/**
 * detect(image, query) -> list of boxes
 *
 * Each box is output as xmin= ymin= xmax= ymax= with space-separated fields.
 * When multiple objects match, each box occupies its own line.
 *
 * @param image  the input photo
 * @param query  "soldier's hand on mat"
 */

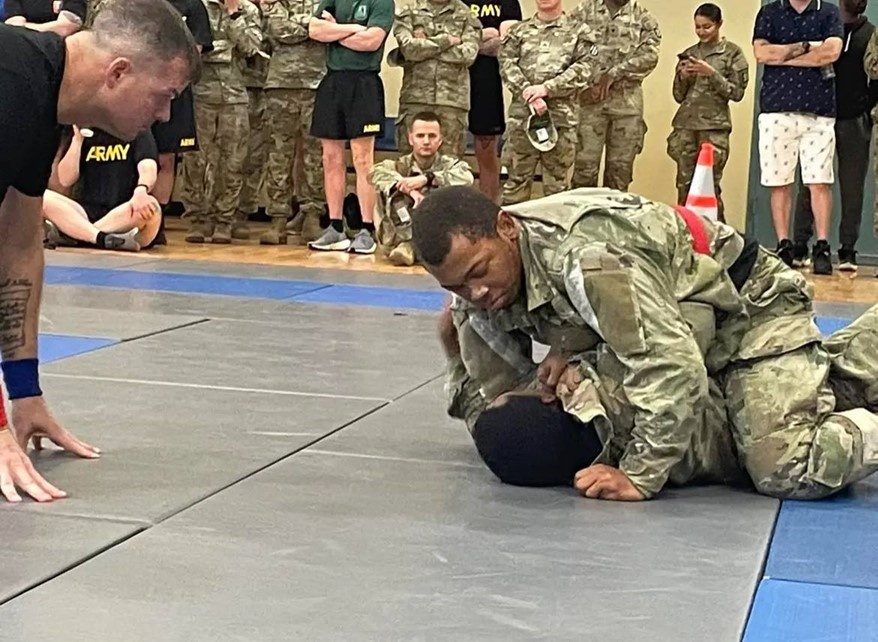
xmin=12 ymin=397 xmax=100 ymax=460
xmin=529 ymin=98 xmax=548 ymax=115
xmin=437 ymin=303 xmax=460 ymax=358
xmin=574 ymin=464 xmax=645 ymax=501
xmin=481 ymin=27 xmax=499 ymax=40
xmin=687 ymin=58 xmax=715 ymax=76
xmin=522 ymin=84 xmax=548 ymax=103
xmin=0 ymin=427 xmax=66 ymax=503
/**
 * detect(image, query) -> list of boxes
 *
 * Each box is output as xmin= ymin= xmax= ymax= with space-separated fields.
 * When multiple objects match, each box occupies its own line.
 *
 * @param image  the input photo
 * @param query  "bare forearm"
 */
xmin=755 ymin=41 xmax=808 ymax=65
xmin=57 ymin=140 xmax=82 ymax=188
xmin=479 ymin=36 xmax=500 ymax=56
xmin=137 ymin=161 xmax=158 ymax=191
xmin=783 ymin=46 xmax=841 ymax=67
xmin=309 ymin=18 xmax=361 ymax=42
xmin=0 ymin=193 xmax=44 ymax=361
xmin=340 ymin=30 xmax=383 ymax=52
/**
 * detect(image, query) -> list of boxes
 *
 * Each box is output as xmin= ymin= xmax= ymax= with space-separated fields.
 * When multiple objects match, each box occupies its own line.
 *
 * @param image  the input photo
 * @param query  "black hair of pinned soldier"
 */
xmin=411 ymin=186 xmax=500 ymax=266
xmin=92 ymin=0 xmax=202 ymax=83
xmin=695 ymin=3 xmax=722 ymax=24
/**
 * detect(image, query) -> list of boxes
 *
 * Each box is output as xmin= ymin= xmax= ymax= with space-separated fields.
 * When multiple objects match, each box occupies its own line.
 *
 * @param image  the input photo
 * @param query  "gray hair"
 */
xmin=91 ymin=0 xmax=201 ymax=83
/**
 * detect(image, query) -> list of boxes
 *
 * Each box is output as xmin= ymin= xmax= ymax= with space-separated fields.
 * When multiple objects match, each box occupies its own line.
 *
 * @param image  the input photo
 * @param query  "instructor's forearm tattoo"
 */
xmin=782 ymin=42 xmax=807 ymax=62
xmin=0 ymin=279 xmax=32 ymax=355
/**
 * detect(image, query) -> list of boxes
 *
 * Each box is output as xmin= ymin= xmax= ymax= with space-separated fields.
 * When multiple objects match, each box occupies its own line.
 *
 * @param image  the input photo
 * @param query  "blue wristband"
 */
xmin=1 ymin=359 xmax=43 ymax=400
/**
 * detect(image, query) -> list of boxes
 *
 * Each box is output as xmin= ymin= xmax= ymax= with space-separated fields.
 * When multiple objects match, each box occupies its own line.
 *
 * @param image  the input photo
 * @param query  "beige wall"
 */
xmin=380 ymin=0 xmax=763 ymax=230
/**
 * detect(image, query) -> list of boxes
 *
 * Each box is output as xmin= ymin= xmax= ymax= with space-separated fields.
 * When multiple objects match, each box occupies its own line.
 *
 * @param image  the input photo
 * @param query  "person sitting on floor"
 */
xmin=367 ymin=111 xmax=474 ymax=266
xmin=44 ymin=125 xmax=162 ymax=251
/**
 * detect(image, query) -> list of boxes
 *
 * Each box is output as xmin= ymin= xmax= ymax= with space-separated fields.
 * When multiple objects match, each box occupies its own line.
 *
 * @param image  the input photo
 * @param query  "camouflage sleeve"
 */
xmin=434 ymin=159 xmax=474 ymax=187
xmin=499 ymin=26 xmax=528 ymax=99
xmin=607 ymin=11 xmax=661 ymax=82
xmin=437 ymin=15 xmax=482 ymax=66
xmin=264 ymin=2 xmax=309 ymax=45
xmin=672 ymin=68 xmax=693 ymax=104
xmin=544 ymin=25 xmax=597 ymax=98
xmin=229 ymin=3 xmax=264 ymax=57
xmin=445 ymin=353 xmax=487 ymax=433
xmin=707 ymin=48 xmax=749 ymax=103
xmin=865 ymin=29 xmax=878 ymax=79
xmin=392 ymin=9 xmax=445 ymax=62
xmin=367 ymin=159 xmax=404 ymax=195
xmin=560 ymin=246 xmax=710 ymax=499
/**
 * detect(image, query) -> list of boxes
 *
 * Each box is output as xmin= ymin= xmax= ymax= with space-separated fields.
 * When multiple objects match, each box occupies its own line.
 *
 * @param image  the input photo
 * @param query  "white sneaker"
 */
xmin=308 ymin=226 xmax=351 ymax=252
xmin=347 ymin=229 xmax=376 ymax=255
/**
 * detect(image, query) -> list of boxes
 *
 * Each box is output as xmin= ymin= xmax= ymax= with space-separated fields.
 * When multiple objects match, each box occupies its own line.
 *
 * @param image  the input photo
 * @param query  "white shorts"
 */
xmin=758 ymin=112 xmax=836 ymax=187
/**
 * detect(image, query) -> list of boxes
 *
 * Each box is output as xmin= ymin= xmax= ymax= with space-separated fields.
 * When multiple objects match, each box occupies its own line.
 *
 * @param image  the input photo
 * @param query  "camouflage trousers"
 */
xmin=721 ymin=251 xmax=878 ymax=500
xmin=572 ymin=107 xmax=646 ymax=191
xmin=264 ymin=88 xmax=325 ymax=218
xmin=239 ymin=88 xmax=268 ymax=214
xmin=180 ymin=102 xmax=249 ymax=225
xmin=667 ymin=128 xmax=730 ymax=220
xmin=396 ymin=104 xmax=468 ymax=159
xmin=501 ymin=122 xmax=576 ymax=206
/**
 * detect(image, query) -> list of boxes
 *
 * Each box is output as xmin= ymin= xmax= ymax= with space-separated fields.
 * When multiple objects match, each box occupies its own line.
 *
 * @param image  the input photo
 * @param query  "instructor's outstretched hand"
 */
xmin=0 ymin=427 xmax=66 ymax=503
xmin=12 ymin=396 xmax=100 ymax=459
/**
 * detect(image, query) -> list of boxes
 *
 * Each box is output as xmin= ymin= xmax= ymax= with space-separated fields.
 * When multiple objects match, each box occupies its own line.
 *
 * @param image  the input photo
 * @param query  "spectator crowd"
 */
xmin=3 ymin=0 xmax=877 ymax=274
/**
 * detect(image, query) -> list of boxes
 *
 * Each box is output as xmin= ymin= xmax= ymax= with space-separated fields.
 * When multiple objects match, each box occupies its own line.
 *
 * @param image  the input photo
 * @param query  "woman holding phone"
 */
xmin=667 ymin=3 xmax=749 ymax=222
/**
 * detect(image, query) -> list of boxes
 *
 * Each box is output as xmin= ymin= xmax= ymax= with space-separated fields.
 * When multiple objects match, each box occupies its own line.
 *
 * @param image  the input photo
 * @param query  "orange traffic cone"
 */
xmin=684 ymin=143 xmax=719 ymax=221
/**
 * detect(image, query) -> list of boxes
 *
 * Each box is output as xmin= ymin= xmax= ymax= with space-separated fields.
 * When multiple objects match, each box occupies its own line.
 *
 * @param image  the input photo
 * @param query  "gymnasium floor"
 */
xmin=1 ymin=227 xmax=876 ymax=641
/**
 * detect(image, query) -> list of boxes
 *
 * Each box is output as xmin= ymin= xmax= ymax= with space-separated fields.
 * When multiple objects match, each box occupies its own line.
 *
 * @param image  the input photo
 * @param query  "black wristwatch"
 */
xmin=802 ymin=41 xmax=811 ymax=54
xmin=424 ymin=172 xmax=436 ymax=188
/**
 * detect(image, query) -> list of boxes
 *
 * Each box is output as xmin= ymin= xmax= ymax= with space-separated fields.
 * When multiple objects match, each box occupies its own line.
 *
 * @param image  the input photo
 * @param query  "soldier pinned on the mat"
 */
xmin=412 ymin=186 xmax=878 ymax=502
xmin=497 ymin=0 xmax=596 ymax=205
xmin=368 ymin=111 xmax=474 ymax=266
xmin=569 ymin=0 xmax=661 ymax=192
xmin=390 ymin=0 xmax=481 ymax=159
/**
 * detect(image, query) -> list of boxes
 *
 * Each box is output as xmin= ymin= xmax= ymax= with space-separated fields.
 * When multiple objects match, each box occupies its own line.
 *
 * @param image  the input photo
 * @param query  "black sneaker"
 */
xmin=838 ymin=246 xmax=857 ymax=272
xmin=776 ymin=239 xmax=795 ymax=267
xmin=811 ymin=240 xmax=833 ymax=275
xmin=792 ymin=241 xmax=810 ymax=268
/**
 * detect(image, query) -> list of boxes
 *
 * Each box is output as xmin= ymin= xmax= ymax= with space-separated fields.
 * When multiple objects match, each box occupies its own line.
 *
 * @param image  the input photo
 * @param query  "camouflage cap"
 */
xmin=526 ymin=109 xmax=558 ymax=153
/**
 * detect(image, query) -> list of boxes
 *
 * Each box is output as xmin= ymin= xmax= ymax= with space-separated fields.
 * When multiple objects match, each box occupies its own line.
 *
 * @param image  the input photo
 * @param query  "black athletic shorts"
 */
xmin=82 ymin=202 xmax=111 ymax=225
xmin=152 ymin=86 xmax=199 ymax=154
xmin=468 ymin=56 xmax=506 ymax=137
xmin=310 ymin=70 xmax=385 ymax=140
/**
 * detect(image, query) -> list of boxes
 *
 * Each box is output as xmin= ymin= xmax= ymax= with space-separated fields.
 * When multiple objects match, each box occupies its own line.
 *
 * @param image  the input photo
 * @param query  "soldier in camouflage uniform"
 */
xmin=181 ymin=0 xmax=263 ymax=243
xmin=569 ymin=0 xmax=661 ymax=192
xmin=497 ymin=0 xmax=596 ymax=205
xmin=260 ymin=0 xmax=326 ymax=244
xmin=390 ymin=0 xmax=481 ymax=159
xmin=668 ymin=5 xmax=748 ymax=222
xmin=368 ymin=112 xmax=474 ymax=266
xmin=236 ymin=0 xmax=271 ymax=241
xmin=412 ymin=186 xmax=878 ymax=501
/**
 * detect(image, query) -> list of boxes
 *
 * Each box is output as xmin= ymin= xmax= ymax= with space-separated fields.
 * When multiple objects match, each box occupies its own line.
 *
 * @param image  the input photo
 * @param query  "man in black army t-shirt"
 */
xmin=0 ymin=0 xmax=199 ymax=504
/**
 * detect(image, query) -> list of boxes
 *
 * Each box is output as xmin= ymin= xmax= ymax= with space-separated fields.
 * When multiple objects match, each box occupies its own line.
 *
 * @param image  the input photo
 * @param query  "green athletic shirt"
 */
xmin=316 ymin=0 xmax=394 ymax=72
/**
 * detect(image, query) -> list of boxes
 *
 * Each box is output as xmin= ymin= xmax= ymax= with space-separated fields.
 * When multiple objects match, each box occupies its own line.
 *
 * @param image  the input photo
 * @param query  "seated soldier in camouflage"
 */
xmin=368 ymin=112 xmax=474 ymax=266
xmin=412 ymin=186 xmax=878 ymax=501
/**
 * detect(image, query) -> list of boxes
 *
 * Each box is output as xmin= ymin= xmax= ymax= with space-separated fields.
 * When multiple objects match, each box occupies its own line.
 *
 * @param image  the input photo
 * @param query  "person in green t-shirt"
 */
xmin=307 ymin=0 xmax=394 ymax=255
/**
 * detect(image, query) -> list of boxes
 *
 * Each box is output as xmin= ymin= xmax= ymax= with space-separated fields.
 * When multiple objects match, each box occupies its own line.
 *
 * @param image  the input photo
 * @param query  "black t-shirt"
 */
xmin=0 ymin=24 xmax=65 ymax=203
xmin=463 ymin=0 xmax=522 ymax=76
xmin=166 ymin=0 xmax=213 ymax=52
xmin=78 ymin=129 xmax=158 ymax=209
xmin=4 ymin=0 xmax=87 ymax=23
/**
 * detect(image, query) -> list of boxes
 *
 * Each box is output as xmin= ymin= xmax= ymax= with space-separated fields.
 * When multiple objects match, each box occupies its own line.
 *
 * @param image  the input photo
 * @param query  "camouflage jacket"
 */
xmin=242 ymin=2 xmax=269 ymax=90
xmin=445 ymin=188 xmax=770 ymax=498
xmin=570 ymin=0 xmax=660 ymax=110
xmin=499 ymin=13 xmax=597 ymax=129
xmin=391 ymin=0 xmax=481 ymax=111
xmin=262 ymin=0 xmax=327 ymax=90
xmin=195 ymin=0 xmax=263 ymax=105
xmin=369 ymin=152 xmax=474 ymax=195
xmin=672 ymin=39 xmax=749 ymax=131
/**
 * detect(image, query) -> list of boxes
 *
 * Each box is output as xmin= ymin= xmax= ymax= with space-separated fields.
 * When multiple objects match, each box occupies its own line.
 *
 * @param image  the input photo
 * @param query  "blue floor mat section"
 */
xmin=39 ymin=333 xmax=118 ymax=364
xmin=290 ymin=284 xmax=446 ymax=311
xmin=815 ymin=315 xmax=853 ymax=336
xmin=44 ymin=266 xmax=327 ymax=300
xmin=744 ymin=580 xmax=878 ymax=642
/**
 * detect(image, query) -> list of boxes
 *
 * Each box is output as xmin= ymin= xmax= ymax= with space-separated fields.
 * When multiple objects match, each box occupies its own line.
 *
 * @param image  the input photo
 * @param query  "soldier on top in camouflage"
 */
xmin=390 ymin=0 xmax=481 ymax=159
xmin=236 ymin=0 xmax=271 ymax=241
xmin=411 ymin=186 xmax=878 ymax=502
xmin=181 ymin=0 xmax=263 ymax=243
xmin=569 ymin=0 xmax=660 ymax=192
xmin=260 ymin=0 xmax=327 ymax=245
xmin=668 ymin=3 xmax=748 ymax=222
xmin=498 ymin=0 xmax=596 ymax=205
xmin=368 ymin=111 xmax=474 ymax=266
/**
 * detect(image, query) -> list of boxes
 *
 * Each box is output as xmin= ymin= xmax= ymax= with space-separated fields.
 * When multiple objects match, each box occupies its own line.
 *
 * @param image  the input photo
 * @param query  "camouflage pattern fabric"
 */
xmin=239 ymin=87 xmax=269 ymax=214
xmin=262 ymin=0 xmax=327 ymax=90
xmin=500 ymin=124 xmax=577 ymax=205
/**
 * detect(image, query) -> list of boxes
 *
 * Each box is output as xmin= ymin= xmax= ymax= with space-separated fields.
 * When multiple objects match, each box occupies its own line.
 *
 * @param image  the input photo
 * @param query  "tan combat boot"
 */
xmin=301 ymin=214 xmax=323 ymax=243
xmin=387 ymin=242 xmax=415 ymax=267
xmin=185 ymin=219 xmax=212 ymax=244
xmin=232 ymin=211 xmax=251 ymax=240
xmin=260 ymin=216 xmax=288 ymax=245
xmin=211 ymin=222 xmax=232 ymax=244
